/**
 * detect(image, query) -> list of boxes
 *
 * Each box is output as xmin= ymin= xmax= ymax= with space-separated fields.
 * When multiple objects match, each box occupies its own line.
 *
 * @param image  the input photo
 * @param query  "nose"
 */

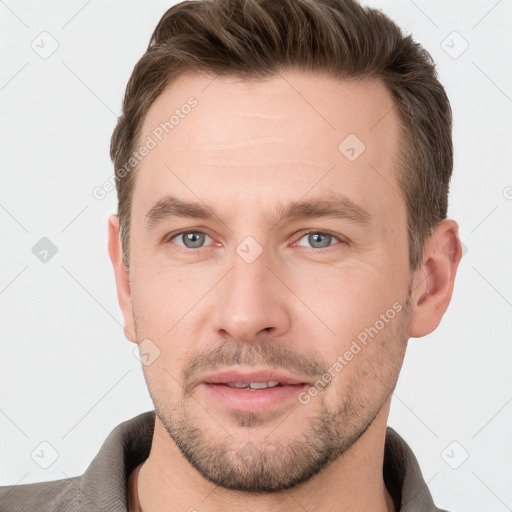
xmin=212 ymin=245 xmax=292 ymax=342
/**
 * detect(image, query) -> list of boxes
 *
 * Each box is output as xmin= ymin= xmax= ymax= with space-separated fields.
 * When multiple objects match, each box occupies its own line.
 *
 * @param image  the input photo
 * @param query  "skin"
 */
xmin=108 ymin=70 xmax=462 ymax=512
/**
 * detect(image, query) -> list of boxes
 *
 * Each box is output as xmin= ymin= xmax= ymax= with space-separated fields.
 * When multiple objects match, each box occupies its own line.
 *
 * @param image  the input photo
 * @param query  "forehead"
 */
xmin=140 ymin=70 xmax=399 ymax=153
xmin=132 ymin=70 xmax=404 ymax=226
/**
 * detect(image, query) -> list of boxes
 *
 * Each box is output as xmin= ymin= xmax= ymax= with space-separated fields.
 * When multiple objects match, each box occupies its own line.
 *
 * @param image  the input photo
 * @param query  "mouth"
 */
xmin=199 ymin=368 xmax=310 ymax=413
xmin=223 ymin=381 xmax=288 ymax=389
xmin=202 ymin=368 xmax=308 ymax=386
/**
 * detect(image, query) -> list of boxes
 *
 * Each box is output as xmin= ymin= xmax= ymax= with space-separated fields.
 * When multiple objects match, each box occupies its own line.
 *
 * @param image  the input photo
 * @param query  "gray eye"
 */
xmin=173 ymin=232 xmax=210 ymax=249
xmin=296 ymin=232 xmax=336 ymax=249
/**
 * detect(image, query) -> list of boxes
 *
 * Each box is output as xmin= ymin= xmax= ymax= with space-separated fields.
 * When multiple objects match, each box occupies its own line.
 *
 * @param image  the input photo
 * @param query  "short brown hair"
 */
xmin=110 ymin=0 xmax=453 ymax=271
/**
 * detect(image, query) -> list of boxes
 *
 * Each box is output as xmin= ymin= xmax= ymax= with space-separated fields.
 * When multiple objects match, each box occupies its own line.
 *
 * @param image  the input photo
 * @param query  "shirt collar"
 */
xmin=79 ymin=411 xmax=444 ymax=512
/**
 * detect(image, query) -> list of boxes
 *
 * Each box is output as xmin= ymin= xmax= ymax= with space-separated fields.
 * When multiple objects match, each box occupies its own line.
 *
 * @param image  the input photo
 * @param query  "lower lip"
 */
xmin=202 ymin=383 xmax=307 ymax=412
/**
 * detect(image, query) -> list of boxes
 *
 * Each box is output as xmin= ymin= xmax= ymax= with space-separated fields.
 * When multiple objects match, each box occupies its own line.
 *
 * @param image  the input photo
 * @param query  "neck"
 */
xmin=138 ymin=404 xmax=395 ymax=512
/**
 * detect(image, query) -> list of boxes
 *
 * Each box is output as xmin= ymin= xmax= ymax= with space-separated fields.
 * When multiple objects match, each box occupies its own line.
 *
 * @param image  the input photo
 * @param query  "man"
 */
xmin=0 ymin=0 xmax=462 ymax=510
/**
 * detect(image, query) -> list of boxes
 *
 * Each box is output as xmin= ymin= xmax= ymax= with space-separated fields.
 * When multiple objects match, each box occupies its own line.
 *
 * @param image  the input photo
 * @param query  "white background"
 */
xmin=1 ymin=1 xmax=511 ymax=511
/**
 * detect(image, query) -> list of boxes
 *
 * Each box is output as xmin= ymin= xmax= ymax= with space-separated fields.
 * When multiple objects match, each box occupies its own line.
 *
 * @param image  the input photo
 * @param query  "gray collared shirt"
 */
xmin=0 ymin=411 xmax=450 ymax=511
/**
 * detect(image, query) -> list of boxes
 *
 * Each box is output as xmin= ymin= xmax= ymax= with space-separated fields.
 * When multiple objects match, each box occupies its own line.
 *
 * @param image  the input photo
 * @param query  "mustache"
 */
xmin=182 ymin=338 xmax=328 ymax=393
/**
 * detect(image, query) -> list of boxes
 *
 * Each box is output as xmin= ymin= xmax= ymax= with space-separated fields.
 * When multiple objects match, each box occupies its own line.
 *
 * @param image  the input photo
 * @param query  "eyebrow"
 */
xmin=144 ymin=193 xmax=372 ymax=230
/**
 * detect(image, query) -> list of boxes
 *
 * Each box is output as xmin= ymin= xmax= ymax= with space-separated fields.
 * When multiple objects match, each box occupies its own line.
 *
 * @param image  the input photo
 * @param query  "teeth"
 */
xmin=226 ymin=381 xmax=281 ymax=389
xmin=249 ymin=382 xmax=269 ymax=389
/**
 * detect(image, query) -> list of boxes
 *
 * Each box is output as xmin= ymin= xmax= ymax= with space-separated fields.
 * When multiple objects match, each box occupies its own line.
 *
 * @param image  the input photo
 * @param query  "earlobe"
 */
xmin=107 ymin=214 xmax=137 ymax=343
xmin=408 ymin=219 xmax=462 ymax=338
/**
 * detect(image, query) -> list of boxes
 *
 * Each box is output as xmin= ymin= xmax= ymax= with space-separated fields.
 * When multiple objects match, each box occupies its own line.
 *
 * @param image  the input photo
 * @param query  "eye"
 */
xmin=170 ymin=231 xmax=213 ymax=249
xmin=166 ymin=230 xmax=344 ymax=252
xmin=294 ymin=231 xmax=343 ymax=249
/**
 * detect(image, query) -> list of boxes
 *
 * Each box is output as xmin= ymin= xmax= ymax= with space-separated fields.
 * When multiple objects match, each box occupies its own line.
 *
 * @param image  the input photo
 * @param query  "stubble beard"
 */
xmin=138 ymin=288 xmax=412 ymax=493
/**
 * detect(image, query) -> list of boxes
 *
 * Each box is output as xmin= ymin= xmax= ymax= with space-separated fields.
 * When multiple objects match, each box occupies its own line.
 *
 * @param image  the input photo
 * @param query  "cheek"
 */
xmin=321 ymin=306 xmax=408 ymax=412
xmin=140 ymin=342 xmax=189 ymax=403
xmin=291 ymin=263 xmax=408 ymax=390
xmin=294 ymin=263 xmax=402 ymax=335
xmin=131 ymin=265 xmax=202 ymax=332
xmin=131 ymin=278 xmax=201 ymax=384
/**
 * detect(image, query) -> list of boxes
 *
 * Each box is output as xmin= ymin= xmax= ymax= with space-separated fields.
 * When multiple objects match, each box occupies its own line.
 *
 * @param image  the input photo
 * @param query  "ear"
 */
xmin=408 ymin=219 xmax=462 ymax=338
xmin=107 ymin=214 xmax=137 ymax=343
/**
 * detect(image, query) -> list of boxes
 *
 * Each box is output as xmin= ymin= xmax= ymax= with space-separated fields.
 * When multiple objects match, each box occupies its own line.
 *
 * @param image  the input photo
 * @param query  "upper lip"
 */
xmin=201 ymin=368 xmax=309 ymax=386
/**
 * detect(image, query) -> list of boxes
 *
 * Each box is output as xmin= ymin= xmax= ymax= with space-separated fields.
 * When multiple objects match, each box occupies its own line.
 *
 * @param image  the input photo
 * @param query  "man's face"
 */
xmin=124 ymin=71 xmax=414 ymax=492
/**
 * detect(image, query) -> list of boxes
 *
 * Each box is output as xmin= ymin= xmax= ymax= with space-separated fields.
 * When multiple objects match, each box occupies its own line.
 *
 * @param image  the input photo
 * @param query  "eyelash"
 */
xmin=166 ymin=229 xmax=346 ymax=252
